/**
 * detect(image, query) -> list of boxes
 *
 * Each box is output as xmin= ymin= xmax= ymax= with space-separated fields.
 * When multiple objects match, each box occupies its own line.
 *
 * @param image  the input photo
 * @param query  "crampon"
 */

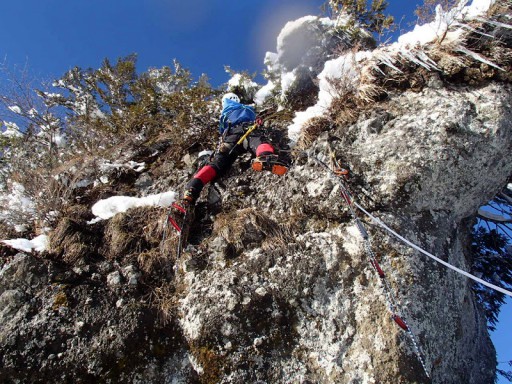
xmin=251 ymin=155 xmax=288 ymax=176
xmin=167 ymin=202 xmax=194 ymax=260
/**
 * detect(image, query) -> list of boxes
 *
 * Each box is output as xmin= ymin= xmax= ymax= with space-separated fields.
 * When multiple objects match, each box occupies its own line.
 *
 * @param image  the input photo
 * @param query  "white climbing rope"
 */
xmin=313 ymin=152 xmax=431 ymax=377
xmin=355 ymin=202 xmax=512 ymax=298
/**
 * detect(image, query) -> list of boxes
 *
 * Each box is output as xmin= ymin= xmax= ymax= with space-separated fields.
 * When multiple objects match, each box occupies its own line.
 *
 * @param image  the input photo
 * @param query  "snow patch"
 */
xmin=0 ymin=183 xmax=37 ymax=224
xmin=8 ymin=105 xmax=22 ymax=114
xmin=1 ymin=234 xmax=48 ymax=253
xmin=100 ymin=161 xmax=146 ymax=173
xmin=285 ymin=0 xmax=495 ymax=143
xmin=254 ymin=80 xmax=276 ymax=105
xmin=90 ymin=191 xmax=176 ymax=220
xmin=42 ymin=92 xmax=63 ymax=99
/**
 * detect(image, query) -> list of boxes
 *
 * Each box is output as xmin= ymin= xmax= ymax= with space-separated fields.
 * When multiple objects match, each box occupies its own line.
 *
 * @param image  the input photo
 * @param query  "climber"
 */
xmin=182 ymin=93 xmax=287 ymax=205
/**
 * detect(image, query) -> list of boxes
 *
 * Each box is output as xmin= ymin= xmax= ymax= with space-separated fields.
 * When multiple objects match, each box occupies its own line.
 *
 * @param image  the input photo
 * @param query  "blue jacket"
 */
xmin=219 ymin=99 xmax=256 ymax=134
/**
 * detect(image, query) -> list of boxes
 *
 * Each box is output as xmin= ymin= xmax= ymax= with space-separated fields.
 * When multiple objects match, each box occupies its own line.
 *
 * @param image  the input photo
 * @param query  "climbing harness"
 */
xmin=228 ymin=118 xmax=263 ymax=155
xmin=311 ymin=149 xmax=431 ymax=379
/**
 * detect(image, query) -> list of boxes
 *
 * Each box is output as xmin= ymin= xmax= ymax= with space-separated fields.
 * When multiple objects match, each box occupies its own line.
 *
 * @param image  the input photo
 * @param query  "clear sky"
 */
xmin=0 ymin=0 xmax=419 ymax=87
xmin=495 ymin=297 xmax=512 ymax=384
xmin=0 ymin=0 xmax=510 ymax=378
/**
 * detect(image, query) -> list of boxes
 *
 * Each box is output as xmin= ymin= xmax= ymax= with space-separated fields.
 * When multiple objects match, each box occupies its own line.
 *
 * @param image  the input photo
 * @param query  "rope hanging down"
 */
xmin=311 ymin=151 xmax=430 ymax=379
xmin=355 ymin=203 xmax=512 ymax=298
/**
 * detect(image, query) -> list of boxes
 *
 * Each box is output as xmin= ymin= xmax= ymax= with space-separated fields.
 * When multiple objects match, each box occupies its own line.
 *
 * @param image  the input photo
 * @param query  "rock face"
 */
xmin=1 ymin=79 xmax=509 ymax=383
xmin=2 ymin=8 xmax=512 ymax=384
xmin=0 ymin=253 xmax=196 ymax=383
xmin=174 ymin=82 xmax=510 ymax=384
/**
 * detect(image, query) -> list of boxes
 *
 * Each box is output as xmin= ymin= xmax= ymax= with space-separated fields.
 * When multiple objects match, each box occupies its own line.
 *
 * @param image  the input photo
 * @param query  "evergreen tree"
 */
xmin=497 ymin=362 xmax=512 ymax=382
xmin=471 ymin=183 xmax=512 ymax=330
xmin=415 ymin=0 xmax=460 ymax=23
xmin=329 ymin=0 xmax=394 ymax=35
xmin=0 ymin=56 xmax=217 ymax=229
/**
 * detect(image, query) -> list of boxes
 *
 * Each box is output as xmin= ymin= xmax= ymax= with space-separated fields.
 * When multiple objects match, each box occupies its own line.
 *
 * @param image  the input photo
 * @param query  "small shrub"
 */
xmin=329 ymin=0 xmax=394 ymax=35
xmin=415 ymin=0 xmax=460 ymax=24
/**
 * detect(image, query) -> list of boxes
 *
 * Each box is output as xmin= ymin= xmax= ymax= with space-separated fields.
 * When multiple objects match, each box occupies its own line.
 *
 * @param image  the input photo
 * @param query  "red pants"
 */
xmin=185 ymin=124 xmax=274 ymax=200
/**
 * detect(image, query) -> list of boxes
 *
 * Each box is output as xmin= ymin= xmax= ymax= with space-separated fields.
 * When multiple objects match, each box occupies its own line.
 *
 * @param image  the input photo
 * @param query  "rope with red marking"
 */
xmin=313 ymin=152 xmax=430 ymax=378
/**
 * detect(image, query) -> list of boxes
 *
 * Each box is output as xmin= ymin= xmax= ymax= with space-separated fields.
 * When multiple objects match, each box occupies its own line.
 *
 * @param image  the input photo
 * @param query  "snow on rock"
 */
xmin=254 ymin=80 xmax=276 ymax=106
xmin=91 ymin=191 xmax=176 ymax=220
xmin=100 ymin=160 xmax=146 ymax=173
xmin=1 ymin=234 xmax=48 ymax=253
xmin=288 ymin=51 xmax=373 ymax=143
xmin=280 ymin=70 xmax=297 ymax=95
xmin=465 ymin=0 xmax=496 ymax=18
xmin=284 ymin=0 xmax=496 ymax=143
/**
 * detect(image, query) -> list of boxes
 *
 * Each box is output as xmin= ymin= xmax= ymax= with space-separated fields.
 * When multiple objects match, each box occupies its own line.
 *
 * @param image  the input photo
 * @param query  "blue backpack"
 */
xmin=219 ymin=98 xmax=256 ymax=134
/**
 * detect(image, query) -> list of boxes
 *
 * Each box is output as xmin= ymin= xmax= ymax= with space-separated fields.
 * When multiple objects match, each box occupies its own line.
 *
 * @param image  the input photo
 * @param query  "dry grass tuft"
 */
xmin=48 ymin=214 xmax=103 ymax=264
xmin=296 ymin=117 xmax=332 ymax=150
xmin=213 ymin=208 xmax=291 ymax=254
xmin=138 ymin=248 xmax=169 ymax=275
xmin=330 ymin=93 xmax=361 ymax=125
xmin=151 ymin=282 xmax=178 ymax=325
xmin=357 ymin=82 xmax=385 ymax=105
xmin=103 ymin=206 xmax=161 ymax=260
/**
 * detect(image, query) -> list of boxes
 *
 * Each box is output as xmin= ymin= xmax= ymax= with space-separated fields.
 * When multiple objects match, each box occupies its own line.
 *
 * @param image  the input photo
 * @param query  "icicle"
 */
xmin=475 ymin=17 xmax=512 ymax=30
xmin=398 ymin=49 xmax=438 ymax=71
xmin=456 ymin=46 xmax=505 ymax=71
xmin=375 ymin=52 xmax=403 ymax=73
xmin=416 ymin=50 xmax=439 ymax=70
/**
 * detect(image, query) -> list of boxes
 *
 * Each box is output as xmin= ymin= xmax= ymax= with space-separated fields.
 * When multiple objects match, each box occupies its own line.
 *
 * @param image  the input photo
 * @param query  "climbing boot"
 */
xmin=252 ymin=155 xmax=288 ymax=176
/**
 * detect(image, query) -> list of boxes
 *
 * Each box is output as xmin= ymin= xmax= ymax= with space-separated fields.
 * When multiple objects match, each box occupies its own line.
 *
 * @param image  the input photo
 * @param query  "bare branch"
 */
xmin=478 ymin=208 xmax=512 ymax=223
xmin=498 ymin=192 xmax=512 ymax=205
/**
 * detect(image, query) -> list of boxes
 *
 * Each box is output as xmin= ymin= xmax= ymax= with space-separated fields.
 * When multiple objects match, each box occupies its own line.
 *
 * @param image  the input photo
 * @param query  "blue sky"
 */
xmin=495 ymin=297 xmax=512 ymax=383
xmin=0 ymin=0 xmax=510 ymax=379
xmin=1 ymin=0 xmax=419 ymax=87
